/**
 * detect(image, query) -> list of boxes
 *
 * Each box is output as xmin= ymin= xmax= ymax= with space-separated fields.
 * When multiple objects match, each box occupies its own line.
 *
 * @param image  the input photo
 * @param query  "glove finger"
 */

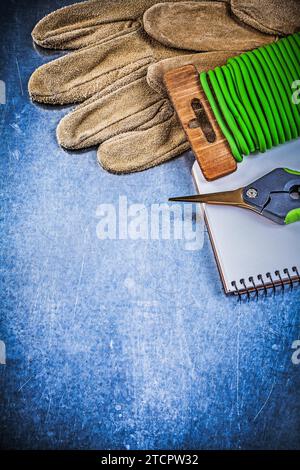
xmin=32 ymin=0 xmax=164 ymax=49
xmin=147 ymin=50 xmax=242 ymax=96
xmin=29 ymin=30 xmax=155 ymax=105
xmin=143 ymin=1 xmax=275 ymax=51
xmin=231 ymin=0 xmax=300 ymax=36
xmin=56 ymin=76 xmax=167 ymax=149
xmin=97 ymin=110 xmax=189 ymax=173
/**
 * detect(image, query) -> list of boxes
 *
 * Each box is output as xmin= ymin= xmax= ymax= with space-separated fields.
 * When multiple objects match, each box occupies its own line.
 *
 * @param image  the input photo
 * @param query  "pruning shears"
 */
xmin=169 ymin=168 xmax=300 ymax=225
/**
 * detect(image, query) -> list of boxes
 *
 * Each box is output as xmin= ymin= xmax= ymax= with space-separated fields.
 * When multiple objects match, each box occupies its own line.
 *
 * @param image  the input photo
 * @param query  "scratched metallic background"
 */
xmin=0 ymin=0 xmax=299 ymax=450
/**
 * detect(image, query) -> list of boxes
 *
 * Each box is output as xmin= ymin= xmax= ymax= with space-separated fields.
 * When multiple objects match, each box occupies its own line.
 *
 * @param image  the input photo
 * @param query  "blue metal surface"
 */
xmin=0 ymin=0 xmax=299 ymax=450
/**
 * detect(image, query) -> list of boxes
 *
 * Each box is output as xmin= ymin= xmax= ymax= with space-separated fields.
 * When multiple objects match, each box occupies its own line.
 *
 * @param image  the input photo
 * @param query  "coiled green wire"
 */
xmin=199 ymin=33 xmax=300 ymax=162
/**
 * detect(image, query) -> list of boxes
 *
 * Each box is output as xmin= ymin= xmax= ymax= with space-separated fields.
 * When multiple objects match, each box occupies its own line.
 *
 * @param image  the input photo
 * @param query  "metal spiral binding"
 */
xmin=231 ymin=266 xmax=300 ymax=298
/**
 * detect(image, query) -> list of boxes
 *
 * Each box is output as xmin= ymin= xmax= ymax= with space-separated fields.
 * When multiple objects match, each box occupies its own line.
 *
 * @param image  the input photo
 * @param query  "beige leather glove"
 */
xmin=143 ymin=1 xmax=275 ymax=51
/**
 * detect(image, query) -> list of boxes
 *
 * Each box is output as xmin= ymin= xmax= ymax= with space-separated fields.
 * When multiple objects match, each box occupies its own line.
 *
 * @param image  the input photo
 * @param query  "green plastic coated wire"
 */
xmin=199 ymin=33 xmax=300 ymax=162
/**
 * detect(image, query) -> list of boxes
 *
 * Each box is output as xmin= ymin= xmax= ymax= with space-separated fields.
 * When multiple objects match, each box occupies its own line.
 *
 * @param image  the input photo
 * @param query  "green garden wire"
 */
xmin=199 ymin=33 xmax=300 ymax=162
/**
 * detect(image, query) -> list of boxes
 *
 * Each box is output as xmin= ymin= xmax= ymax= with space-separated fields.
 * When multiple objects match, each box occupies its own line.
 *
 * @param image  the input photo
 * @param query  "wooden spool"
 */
xmin=164 ymin=64 xmax=237 ymax=181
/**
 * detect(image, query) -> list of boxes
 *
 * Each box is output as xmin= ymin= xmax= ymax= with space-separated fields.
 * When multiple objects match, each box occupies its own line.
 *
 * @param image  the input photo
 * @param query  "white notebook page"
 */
xmin=192 ymin=139 xmax=300 ymax=294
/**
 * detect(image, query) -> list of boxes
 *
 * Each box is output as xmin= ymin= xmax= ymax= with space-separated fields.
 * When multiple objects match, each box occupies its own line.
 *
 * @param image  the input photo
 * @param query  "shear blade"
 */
xmin=169 ymin=188 xmax=248 ymax=208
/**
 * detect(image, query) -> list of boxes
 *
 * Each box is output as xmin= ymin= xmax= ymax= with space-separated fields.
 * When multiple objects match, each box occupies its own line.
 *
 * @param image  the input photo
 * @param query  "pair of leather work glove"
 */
xmin=28 ymin=0 xmax=300 ymax=174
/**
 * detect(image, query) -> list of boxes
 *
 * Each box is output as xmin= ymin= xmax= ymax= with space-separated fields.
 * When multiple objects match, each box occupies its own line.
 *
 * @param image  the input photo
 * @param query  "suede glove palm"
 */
xmin=29 ymin=0 xmax=196 ymax=173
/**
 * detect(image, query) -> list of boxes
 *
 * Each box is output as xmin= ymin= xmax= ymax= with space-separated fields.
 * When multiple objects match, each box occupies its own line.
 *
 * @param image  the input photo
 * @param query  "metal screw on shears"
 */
xmin=246 ymin=188 xmax=258 ymax=199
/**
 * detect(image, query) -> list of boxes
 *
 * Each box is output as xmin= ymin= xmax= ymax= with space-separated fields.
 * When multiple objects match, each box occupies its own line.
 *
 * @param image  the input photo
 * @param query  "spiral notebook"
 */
xmin=192 ymin=139 xmax=300 ymax=295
